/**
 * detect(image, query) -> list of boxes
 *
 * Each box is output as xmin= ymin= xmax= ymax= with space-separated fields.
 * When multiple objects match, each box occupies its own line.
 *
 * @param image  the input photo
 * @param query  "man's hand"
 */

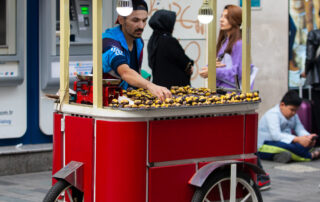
xmin=308 ymin=134 xmax=318 ymax=147
xmin=293 ymin=136 xmax=312 ymax=147
xmin=146 ymin=82 xmax=171 ymax=101
xmin=118 ymin=64 xmax=171 ymax=101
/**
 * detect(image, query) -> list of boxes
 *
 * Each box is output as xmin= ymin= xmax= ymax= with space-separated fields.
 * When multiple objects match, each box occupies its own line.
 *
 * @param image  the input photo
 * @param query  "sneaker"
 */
xmin=257 ymin=173 xmax=271 ymax=191
xmin=273 ymin=151 xmax=291 ymax=163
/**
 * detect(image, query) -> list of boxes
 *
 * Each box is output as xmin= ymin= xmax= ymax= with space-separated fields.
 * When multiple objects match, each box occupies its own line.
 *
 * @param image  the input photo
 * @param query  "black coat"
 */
xmin=305 ymin=30 xmax=320 ymax=85
xmin=148 ymin=10 xmax=193 ymax=89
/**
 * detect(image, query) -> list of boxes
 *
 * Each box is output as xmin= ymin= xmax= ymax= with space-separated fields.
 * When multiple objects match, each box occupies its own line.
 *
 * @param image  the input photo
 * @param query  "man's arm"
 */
xmin=294 ymin=114 xmax=310 ymax=136
xmin=265 ymin=112 xmax=296 ymax=143
xmin=292 ymin=114 xmax=315 ymax=147
xmin=265 ymin=113 xmax=312 ymax=147
xmin=292 ymin=135 xmax=314 ymax=147
xmin=102 ymin=43 xmax=171 ymax=101
xmin=117 ymin=64 xmax=171 ymax=101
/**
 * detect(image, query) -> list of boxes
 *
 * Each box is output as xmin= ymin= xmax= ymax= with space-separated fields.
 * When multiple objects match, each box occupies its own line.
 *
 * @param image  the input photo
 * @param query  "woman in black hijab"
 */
xmin=148 ymin=9 xmax=194 ymax=89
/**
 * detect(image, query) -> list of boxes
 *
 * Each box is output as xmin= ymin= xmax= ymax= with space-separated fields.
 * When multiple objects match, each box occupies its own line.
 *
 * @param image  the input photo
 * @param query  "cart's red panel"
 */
xmin=52 ymin=113 xmax=63 ymax=184
xmin=65 ymin=116 xmax=94 ymax=202
xmin=244 ymin=113 xmax=258 ymax=154
xmin=149 ymin=115 xmax=245 ymax=162
xmin=96 ymin=121 xmax=147 ymax=202
xmin=149 ymin=164 xmax=195 ymax=202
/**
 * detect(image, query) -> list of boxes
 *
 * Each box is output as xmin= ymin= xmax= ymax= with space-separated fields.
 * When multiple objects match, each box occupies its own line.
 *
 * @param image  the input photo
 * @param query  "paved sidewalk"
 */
xmin=0 ymin=171 xmax=51 ymax=202
xmin=0 ymin=160 xmax=319 ymax=202
xmin=261 ymin=160 xmax=320 ymax=202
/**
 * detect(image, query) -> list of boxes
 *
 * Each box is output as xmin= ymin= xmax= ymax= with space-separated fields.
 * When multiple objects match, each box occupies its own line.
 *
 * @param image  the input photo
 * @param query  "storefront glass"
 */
xmin=0 ymin=0 xmax=6 ymax=46
xmin=289 ymin=0 xmax=320 ymax=87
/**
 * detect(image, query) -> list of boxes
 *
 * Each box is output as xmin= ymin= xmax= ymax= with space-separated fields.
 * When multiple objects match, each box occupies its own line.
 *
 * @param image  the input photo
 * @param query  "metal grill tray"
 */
xmin=110 ymin=100 xmax=261 ymax=111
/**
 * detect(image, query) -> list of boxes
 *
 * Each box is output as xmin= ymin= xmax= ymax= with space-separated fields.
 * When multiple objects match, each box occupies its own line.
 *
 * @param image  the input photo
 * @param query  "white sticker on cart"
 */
xmin=51 ymin=61 xmax=93 ymax=78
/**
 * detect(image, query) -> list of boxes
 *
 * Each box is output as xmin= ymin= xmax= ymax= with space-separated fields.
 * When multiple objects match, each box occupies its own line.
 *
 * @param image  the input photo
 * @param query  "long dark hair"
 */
xmin=216 ymin=5 xmax=242 ymax=56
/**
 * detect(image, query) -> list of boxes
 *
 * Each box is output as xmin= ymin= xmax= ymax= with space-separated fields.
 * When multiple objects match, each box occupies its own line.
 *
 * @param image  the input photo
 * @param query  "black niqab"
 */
xmin=148 ymin=10 xmax=176 ymax=69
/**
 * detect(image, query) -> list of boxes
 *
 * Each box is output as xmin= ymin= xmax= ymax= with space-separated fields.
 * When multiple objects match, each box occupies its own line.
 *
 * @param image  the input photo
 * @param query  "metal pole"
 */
xmin=93 ymin=0 xmax=103 ymax=108
xmin=230 ymin=164 xmax=237 ymax=202
xmin=207 ymin=0 xmax=217 ymax=91
xmin=59 ymin=0 xmax=70 ymax=104
xmin=241 ymin=0 xmax=251 ymax=93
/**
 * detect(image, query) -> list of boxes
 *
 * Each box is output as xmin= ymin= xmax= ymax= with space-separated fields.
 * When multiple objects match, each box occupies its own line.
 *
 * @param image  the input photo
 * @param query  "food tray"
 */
xmin=109 ymin=100 xmax=261 ymax=111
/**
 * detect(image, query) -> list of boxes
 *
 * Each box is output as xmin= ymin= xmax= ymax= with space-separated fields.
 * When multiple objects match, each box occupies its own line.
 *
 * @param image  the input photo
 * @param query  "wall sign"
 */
xmin=240 ymin=0 xmax=261 ymax=9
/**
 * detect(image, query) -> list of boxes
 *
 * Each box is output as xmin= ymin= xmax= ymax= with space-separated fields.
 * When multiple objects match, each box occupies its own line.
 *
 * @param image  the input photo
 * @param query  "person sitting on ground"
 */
xmin=258 ymin=90 xmax=320 ymax=163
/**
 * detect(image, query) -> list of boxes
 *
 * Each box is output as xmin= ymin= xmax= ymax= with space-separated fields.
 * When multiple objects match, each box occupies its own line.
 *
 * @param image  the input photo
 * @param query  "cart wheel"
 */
xmin=43 ymin=179 xmax=83 ymax=202
xmin=191 ymin=171 xmax=262 ymax=202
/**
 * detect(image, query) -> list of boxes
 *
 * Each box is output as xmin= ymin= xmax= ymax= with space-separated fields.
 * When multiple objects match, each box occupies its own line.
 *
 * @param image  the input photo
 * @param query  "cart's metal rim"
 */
xmin=55 ymin=101 xmax=260 ymax=120
xmin=112 ymin=100 xmax=261 ymax=111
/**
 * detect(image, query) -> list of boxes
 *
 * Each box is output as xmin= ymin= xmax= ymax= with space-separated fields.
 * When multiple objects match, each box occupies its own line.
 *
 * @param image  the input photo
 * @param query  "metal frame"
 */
xmin=53 ymin=161 xmax=85 ymax=192
xmin=39 ymin=0 xmax=94 ymax=90
xmin=207 ymin=0 xmax=217 ymax=91
xmin=188 ymin=160 xmax=265 ymax=188
xmin=59 ymin=0 xmax=253 ymax=107
xmin=207 ymin=0 xmax=251 ymax=93
xmin=59 ymin=0 xmax=103 ymax=107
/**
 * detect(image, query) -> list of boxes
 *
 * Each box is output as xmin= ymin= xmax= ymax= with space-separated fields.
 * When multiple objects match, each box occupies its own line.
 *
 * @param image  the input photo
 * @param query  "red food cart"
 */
xmin=44 ymin=0 xmax=264 ymax=201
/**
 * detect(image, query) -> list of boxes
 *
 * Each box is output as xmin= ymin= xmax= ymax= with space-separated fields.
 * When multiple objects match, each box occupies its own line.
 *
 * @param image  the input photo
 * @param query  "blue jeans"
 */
xmin=258 ymin=140 xmax=312 ymax=160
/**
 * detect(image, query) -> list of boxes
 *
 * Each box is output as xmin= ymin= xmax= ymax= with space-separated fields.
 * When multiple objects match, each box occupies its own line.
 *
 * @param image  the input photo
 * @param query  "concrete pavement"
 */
xmin=0 ymin=171 xmax=51 ymax=202
xmin=261 ymin=160 xmax=320 ymax=202
xmin=0 ymin=160 xmax=319 ymax=202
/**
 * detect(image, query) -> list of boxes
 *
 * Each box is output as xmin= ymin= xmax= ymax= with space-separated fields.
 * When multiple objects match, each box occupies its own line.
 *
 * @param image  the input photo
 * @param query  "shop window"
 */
xmin=0 ymin=0 xmax=6 ymax=46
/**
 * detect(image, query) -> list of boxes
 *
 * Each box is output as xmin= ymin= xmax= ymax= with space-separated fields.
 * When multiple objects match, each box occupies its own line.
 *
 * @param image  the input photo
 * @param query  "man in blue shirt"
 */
xmin=258 ymin=90 xmax=319 ymax=163
xmin=102 ymin=0 xmax=171 ymax=101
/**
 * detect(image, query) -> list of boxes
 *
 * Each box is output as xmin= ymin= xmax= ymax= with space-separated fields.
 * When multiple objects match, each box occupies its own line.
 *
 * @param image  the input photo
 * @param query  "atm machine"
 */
xmin=39 ymin=0 xmax=115 ymax=135
xmin=0 ymin=0 xmax=27 ymax=140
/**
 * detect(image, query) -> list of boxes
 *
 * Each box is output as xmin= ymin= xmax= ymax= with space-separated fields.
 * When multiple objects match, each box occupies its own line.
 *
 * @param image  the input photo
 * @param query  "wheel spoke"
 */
xmin=218 ymin=182 xmax=225 ymax=202
xmin=199 ymin=172 xmax=259 ymax=202
xmin=230 ymin=164 xmax=237 ymax=202
xmin=66 ymin=189 xmax=74 ymax=202
xmin=240 ymin=192 xmax=251 ymax=202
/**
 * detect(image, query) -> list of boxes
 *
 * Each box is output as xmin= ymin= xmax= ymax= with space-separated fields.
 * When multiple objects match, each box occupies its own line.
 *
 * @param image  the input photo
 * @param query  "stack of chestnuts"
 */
xmin=109 ymin=85 xmax=261 ymax=109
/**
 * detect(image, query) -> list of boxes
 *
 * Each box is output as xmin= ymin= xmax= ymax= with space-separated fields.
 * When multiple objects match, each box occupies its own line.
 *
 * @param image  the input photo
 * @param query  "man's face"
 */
xmin=279 ymin=102 xmax=299 ymax=120
xmin=120 ymin=10 xmax=148 ymax=39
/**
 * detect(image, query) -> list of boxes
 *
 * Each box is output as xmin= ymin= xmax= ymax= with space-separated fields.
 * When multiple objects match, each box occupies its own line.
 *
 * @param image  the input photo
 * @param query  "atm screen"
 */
xmin=81 ymin=5 xmax=89 ymax=15
xmin=0 ymin=0 xmax=6 ymax=46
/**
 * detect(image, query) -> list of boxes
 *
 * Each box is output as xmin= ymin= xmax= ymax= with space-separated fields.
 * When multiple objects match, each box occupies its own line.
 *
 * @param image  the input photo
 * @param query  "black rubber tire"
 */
xmin=43 ymin=180 xmax=83 ymax=202
xmin=191 ymin=170 xmax=263 ymax=202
